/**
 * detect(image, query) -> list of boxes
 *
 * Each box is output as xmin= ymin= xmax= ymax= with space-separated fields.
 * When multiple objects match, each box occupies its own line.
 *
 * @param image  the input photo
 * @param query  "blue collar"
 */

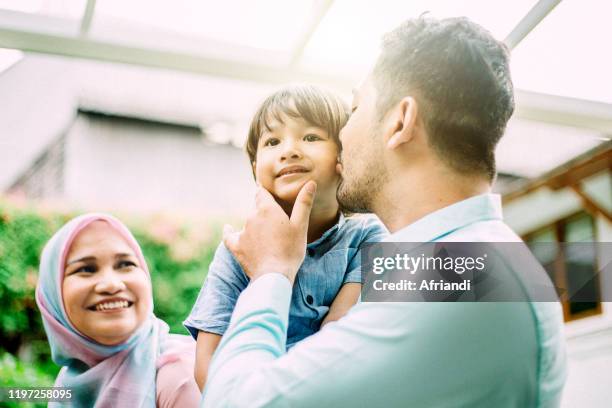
xmin=388 ymin=194 xmax=503 ymax=242
xmin=307 ymin=212 xmax=345 ymax=249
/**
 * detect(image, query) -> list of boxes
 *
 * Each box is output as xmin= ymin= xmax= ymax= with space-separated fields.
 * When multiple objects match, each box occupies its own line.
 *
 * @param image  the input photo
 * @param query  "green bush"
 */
xmin=0 ymin=201 xmax=224 ymax=377
xmin=0 ymin=350 xmax=59 ymax=407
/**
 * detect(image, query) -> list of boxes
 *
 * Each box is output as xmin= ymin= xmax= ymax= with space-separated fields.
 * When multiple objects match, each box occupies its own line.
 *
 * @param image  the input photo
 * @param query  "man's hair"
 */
xmin=372 ymin=16 xmax=515 ymax=181
xmin=246 ymin=85 xmax=349 ymax=166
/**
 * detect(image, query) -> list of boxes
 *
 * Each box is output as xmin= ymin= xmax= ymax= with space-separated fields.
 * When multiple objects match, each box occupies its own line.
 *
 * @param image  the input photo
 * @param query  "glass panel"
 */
xmin=511 ymin=0 xmax=612 ymax=103
xmin=0 ymin=48 xmax=22 ymax=74
xmin=94 ymin=0 xmax=315 ymax=51
xmin=496 ymin=119 xmax=605 ymax=178
xmin=0 ymin=0 xmax=85 ymax=19
xmin=563 ymin=214 xmax=599 ymax=315
xmin=527 ymin=228 xmax=559 ymax=295
xmin=300 ymin=0 xmax=537 ymax=78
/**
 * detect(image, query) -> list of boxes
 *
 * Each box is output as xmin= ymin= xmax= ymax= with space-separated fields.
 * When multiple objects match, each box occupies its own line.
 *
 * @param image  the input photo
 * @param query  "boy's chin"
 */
xmin=273 ymin=189 xmax=300 ymax=206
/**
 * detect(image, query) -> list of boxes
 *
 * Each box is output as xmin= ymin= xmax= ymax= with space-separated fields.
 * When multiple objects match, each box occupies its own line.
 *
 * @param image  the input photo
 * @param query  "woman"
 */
xmin=36 ymin=213 xmax=200 ymax=407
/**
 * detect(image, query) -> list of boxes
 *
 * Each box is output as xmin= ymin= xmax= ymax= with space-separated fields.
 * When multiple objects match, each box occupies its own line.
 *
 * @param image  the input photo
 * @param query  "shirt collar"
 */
xmin=388 ymin=193 xmax=503 ymax=242
xmin=307 ymin=212 xmax=345 ymax=249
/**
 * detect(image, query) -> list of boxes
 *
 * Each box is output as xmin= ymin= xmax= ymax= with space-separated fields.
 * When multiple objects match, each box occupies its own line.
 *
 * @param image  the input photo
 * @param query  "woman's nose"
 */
xmin=94 ymin=270 xmax=126 ymax=294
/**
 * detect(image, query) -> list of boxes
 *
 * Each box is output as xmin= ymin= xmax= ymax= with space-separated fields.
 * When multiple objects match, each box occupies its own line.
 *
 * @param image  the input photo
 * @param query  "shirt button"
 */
xmin=306 ymin=295 xmax=314 ymax=305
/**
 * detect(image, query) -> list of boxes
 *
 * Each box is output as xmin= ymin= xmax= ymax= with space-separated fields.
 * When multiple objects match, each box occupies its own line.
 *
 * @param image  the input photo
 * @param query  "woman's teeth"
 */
xmin=95 ymin=301 xmax=130 ymax=311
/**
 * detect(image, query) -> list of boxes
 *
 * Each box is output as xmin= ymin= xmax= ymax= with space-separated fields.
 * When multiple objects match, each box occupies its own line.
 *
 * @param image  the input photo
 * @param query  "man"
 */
xmin=204 ymin=17 xmax=566 ymax=407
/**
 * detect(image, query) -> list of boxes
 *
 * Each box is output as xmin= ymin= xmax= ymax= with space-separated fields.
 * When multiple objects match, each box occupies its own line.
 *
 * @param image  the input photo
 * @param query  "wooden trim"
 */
xmin=503 ymin=143 xmax=611 ymax=204
xmin=522 ymin=211 xmax=603 ymax=323
xmin=569 ymin=184 xmax=612 ymax=223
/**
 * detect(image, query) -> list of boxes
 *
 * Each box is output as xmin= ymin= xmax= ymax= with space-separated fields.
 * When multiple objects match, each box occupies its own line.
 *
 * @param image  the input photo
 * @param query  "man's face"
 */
xmin=337 ymin=76 xmax=388 ymax=213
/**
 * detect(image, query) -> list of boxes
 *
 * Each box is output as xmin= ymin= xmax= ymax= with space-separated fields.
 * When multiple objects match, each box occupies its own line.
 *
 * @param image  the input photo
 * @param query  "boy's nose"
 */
xmin=280 ymin=142 xmax=303 ymax=161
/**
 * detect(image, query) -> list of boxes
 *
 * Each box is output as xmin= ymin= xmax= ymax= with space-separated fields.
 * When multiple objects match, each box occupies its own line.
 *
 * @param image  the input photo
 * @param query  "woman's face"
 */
xmin=62 ymin=221 xmax=151 ymax=345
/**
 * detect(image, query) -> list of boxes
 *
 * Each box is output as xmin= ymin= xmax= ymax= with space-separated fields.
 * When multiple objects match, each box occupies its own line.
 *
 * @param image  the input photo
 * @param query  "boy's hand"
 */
xmin=223 ymin=181 xmax=317 ymax=285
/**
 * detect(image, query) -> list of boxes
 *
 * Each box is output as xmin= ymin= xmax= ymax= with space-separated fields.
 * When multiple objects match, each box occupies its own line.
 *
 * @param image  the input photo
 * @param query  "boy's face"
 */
xmin=254 ymin=113 xmax=340 ymax=208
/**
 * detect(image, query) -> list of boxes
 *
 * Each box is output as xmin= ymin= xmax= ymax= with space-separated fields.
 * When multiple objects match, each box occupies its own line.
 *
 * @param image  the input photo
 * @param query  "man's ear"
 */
xmin=386 ymin=96 xmax=418 ymax=150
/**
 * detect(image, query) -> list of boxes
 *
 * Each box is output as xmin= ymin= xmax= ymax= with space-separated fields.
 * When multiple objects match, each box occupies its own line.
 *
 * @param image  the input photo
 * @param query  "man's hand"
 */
xmin=223 ymin=181 xmax=316 ymax=284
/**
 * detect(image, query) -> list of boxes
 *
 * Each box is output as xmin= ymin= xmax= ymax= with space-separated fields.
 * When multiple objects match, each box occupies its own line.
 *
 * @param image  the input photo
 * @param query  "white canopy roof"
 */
xmin=0 ymin=0 xmax=610 ymax=179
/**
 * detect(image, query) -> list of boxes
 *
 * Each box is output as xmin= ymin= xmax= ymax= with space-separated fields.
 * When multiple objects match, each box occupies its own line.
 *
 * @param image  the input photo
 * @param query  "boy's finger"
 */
xmin=290 ymin=181 xmax=316 ymax=231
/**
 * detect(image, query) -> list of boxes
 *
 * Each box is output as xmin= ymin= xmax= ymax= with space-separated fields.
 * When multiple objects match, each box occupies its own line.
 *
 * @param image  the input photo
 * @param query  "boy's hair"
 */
xmin=373 ymin=16 xmax=515 ymax=181
xmin=245 ymin=85 xmax=349 ymax=166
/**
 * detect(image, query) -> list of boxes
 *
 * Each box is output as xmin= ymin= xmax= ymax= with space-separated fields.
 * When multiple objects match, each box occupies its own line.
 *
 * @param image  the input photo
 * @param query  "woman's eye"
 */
xmin=74 ymin=265 xmax=96 ymax=274
xmin=304 ymin=134 xmax=322 ymax=142
xmin=117 ymin=260 xmax=137 ymax=270
xmin=263 ymin=138 xmax=280 ymax=147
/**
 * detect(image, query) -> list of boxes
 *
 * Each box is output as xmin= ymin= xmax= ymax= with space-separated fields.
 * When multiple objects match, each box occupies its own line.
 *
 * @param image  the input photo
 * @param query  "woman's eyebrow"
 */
xmin=115 ymin=253 xmax=135 ymax=259
xmin=66 ymin=256 xmax=96 ymax=265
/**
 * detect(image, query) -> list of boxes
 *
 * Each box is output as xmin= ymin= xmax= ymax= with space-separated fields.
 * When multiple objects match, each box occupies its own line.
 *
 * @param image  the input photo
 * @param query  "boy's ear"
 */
xmin=386 ymin=96 xmax=418 ymax=150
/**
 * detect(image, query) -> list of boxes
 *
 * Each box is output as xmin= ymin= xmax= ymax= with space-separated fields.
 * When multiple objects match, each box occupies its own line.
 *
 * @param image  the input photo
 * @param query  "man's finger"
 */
xmin=255 ymin=186 xmax=276 ymax=209
xmin=290 ymin=181 xmax=316 ymax=229
xmin=222 ymin=224 xmax=239 ymax=253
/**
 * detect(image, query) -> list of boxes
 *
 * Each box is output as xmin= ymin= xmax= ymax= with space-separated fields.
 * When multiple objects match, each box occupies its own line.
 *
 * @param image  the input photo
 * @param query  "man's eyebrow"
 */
xmin=66 ymin=256 xmax=96 ymax=266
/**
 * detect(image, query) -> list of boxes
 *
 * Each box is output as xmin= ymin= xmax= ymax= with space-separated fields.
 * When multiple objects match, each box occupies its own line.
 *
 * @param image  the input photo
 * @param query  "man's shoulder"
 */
xmin=444 ymin=219 xmax=522 ymax=243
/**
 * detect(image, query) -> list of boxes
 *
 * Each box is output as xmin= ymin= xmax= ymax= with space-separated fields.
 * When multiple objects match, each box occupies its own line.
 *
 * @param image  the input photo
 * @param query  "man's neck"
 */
xmin=374 ymin=166 xmax=491 ymax=234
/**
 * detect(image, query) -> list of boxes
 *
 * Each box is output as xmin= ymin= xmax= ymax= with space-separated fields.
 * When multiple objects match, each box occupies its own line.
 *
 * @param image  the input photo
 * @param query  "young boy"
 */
xmin=183 ymin=85 xmax=387 ymax=390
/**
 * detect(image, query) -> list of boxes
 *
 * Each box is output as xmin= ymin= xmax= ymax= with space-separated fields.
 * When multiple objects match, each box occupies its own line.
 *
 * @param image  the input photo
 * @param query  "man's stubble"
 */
xmin=336 ymin=126 xmax=389 ymax=214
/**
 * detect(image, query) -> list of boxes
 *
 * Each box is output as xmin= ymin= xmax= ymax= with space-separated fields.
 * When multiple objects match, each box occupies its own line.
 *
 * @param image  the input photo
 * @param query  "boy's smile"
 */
xmin=254 ymin=113 xmax=340 ymax=210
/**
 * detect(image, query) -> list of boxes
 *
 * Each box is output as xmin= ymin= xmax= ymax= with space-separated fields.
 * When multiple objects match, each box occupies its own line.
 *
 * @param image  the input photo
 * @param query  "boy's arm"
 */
xmin=195 ymin=331 xmax=222 ymax=391
xmin=320 ymin=282 xmax=361 ymax=327
xmin=183 ymin=243 xmax=249 ymax=389
xmin=322 ymin=217 xmax=387 ymax=327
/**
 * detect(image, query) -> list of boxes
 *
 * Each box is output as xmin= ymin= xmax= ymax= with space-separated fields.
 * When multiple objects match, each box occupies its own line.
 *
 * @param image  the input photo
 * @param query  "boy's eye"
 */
xmin=263 ymin=137 xmax=280 ymax=147
xmin=304 ymin=134 xmax=322 ymax=142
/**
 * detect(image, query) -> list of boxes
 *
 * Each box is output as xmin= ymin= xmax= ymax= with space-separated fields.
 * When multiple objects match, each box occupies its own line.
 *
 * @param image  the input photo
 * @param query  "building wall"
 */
xmin=503 ymin=170 xmax=612 ymax=408
xmin=63 ymin=112 xmax=256 ymax=216
xmin=0 ymin=55 xmax=76 ymax=190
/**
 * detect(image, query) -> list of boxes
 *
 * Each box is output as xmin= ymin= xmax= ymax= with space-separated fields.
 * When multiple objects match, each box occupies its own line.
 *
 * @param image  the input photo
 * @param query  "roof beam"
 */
xmin=0 ymin=10 xmax=350 ymax=90
xmin=504 ymin=0 xmax=562 ymax=49
xmin=80 ymin=0 xmax=97 ymax=36
xmin=289 ymin=0 xmax=335 ymax=68
xmin=514 ymin=90 xmax=612 ymax=135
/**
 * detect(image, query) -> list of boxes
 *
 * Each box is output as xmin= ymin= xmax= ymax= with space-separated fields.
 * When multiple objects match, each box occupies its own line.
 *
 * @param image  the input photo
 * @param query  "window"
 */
xmin=525 ymin=212 xmax=602 ymax=322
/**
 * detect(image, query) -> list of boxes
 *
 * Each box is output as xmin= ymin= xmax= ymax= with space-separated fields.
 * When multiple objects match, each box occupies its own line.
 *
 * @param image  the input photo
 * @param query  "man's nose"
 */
xmin=94 ymin=269 xmax=126 ymax=294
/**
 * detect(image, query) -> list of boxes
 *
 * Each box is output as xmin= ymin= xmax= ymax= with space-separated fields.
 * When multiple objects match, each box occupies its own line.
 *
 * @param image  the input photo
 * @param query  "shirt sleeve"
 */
xmin=156 ymin=353 xmax=202 ymax=408
xmin=183 ymin=242 xmax=249 ymax=339
xmin=343 ymin=216 xmax=389 ymax=284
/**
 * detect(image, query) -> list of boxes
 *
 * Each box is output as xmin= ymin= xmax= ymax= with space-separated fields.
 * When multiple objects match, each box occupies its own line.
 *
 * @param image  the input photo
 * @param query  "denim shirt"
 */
xmin=184 ymin=214 xmax=388 ymax=348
